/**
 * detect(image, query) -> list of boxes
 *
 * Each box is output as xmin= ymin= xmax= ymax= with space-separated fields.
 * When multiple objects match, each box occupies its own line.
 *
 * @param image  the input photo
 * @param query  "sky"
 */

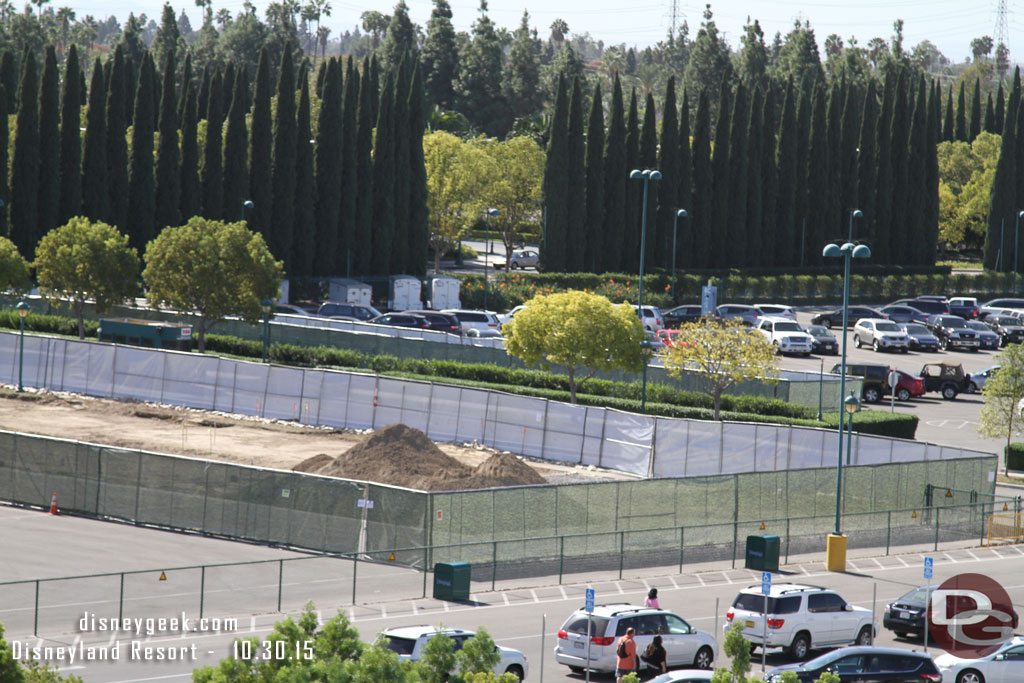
xmin=60 ymin=0 xmax=1015 ymax=66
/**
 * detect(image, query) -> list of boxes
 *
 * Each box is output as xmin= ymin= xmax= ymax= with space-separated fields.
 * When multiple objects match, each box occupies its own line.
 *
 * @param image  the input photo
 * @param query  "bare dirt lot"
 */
xmin=0 ymin=387 xmax=627 ymax=487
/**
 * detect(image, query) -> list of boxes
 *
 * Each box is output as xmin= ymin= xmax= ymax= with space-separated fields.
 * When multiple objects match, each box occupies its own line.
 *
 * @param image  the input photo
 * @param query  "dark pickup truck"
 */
xmin=923 ymin=314 xmax=980 ymax=351
xmin=919 ymin=362 xmax=972 ymax=399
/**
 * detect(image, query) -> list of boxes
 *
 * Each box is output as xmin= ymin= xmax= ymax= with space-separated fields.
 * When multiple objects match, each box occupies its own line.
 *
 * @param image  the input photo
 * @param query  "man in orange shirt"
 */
xmin=615 ymin=626 xmax=636 ymax=682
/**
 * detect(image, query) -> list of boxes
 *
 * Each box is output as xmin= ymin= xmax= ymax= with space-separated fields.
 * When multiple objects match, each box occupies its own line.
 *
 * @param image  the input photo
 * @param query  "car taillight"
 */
xmin=920 ymin=673 xmax=941 ymax=681
xmin=766 ymin=618 xmax=785 ymax=629
xmin=557 ymin=629 xmax=568 ymax=639
xmin=591 ymin=636 xmax=615 ymax=646
xmin=725 ymin=608 xmax=734 ymax=622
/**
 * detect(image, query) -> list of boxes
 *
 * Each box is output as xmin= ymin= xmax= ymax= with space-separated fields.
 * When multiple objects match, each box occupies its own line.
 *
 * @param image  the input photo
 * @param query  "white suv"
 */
xmin=632 ymin=305 xmax=665 ymax=332
xmin=379 ymin=625 xmax=527 ymax=681
xmin=554 ymin=603 xmax=716 ymax=675
xmin=440 ymin=309 xmax=502 ymax=334
xmin=724 ymin=583 xmax=874 ymax=660
xmin=853 ymin=318 xmax=910 ymax=353
xmin=756 ymin=316 xmax=814 ymax=356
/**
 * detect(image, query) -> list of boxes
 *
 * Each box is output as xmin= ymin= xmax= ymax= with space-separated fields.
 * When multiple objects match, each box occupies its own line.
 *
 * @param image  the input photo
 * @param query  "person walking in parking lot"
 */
xmin=640 ymin=635 xmax=667 ymax=679
xmin=615 ymin=627 xmax=637 ymax=682
xmin=644 ymin=588 xmax=659 ymax=608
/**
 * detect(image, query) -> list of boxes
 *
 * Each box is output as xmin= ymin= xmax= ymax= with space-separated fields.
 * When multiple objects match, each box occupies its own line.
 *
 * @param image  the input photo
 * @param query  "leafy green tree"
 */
xmin=293 ymin=75 xmax=315 ymax=276
xmin=0 ymin=622 xmax=25 ymax=683
xmin=270 ymin=48 xmax=297 ymax=270
xmin=996 ymin=83 xmax=1006 ymax=134
xmin=127 ymin=53 xmax=157 ymax=248
xmin=420 ymin=0 xmax=458 ymax=109
xmin=419 ymin=632 xmax=457 ymax=683
xmin=454 ymin=628 xmax=502 ymax=677
xmin=10 ymin=47 xmax=39 ymax=256
xmin=379 ymin=0 xmax=417 ymax=73
xmin=479 ymin=136 xmax=544 ymax=264
xmin=873 ymin=70 xmax=896 ymax=265
xmin=942 ymin=84 xmax=954 ymax=142
xmin=856 ymin=79 xmax=878 ymax=247
xmin=216 ymin=12 xmax=266 ymax=84
xmin=888 ymin=72 xmax=911 ymax=265
xmin=105 ymin=46 xmax=129 ymax=230
xmin=623 ymin=89 xmax=641 ymax=273
xmin=57 ymin=45 xmax=83 ymax=227
xmin=34 ymin=218 xmax=139 ymax=339
xmin=371 ymin=70 xmax=397 ymax=275
xmin=0 ymin=50 xmax=16 ymax=114
xmin=907 ymin=77 xmax=929 ymax=265
xmin=542 ymin=73 xmax=569 ymax=272
xmin=773 ymin=19 xmax=824 ymax=88
xmin=454 ymin=0 xmax=511 ymax=137
xmin=734 ymin=18 xmax=768 ymax=90
xmin=150 ymin=2 xmax=184 ymax=75
xmin=565 ymin=77 xmax=587 ymax=273
xmin=154 ymin=51 xmax=181 ymax=232
xmin=663 ymin=319 xmax=779 ymax=419
xmin=200 ymin=71 xmax=224 ymax=220
xmin=504 ymin=291 xmax=644 ymax=403
xmin=248 ymin=48 xmax=273 ymax=239
xmin=221 ymin=64 xmax=249 ymax=222
xmin=143 ymin=217 xmax=283 ymax=352
xmin=978 ymin=344 xmax=1024 ymax=466
xmin=683 ymin=4 xmax=733 ymax=110
xmin=583 ymin=82 xmax=605 ymax=273
xmin=177 ymin=51 xmax=193 ymax=124
xmin=988 ymin=71 xmax=1022 ymax=269
xmin=503 ymin=11 xmax=542 ymax=121
xmin=81 ymin=57 xmax=107 ymax=222
xmin=774 ymin=79 xmax=797 ymax=268
xmin=602 ymin=74 xmax=627 ymax=272
xmin=969 ymin=77 xmax=982 ymax=142
xmin=0 ymin=237 xmax=31 ymax=293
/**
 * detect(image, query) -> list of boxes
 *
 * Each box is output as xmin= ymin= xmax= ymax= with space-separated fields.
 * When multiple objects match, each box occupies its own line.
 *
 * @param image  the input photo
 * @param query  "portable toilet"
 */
xmin=328 ymin=278 xmax=372 ymax=306
xmin=389 ymin=275 xmax=422 ymax=311
xmin=426 ymin=276 xmax=461 ymax=310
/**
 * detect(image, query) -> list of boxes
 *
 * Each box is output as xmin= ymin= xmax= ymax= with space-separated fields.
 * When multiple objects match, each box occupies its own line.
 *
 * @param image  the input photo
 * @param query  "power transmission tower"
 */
xmin=670 ymin=0 xmax=679 ymax=38
xmin=995 ymin=0 xmax=1009 ymax=51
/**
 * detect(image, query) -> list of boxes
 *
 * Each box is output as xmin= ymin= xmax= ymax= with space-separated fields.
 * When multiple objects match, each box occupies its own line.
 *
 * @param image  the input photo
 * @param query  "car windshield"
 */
xmin=383 ymin=636 xmax=417 ymax=655
xmin=732 ymin=594 xmax=801 ymax=614
xmin=876 ymin=323 xmax=901 ymax=332
xmin=806 ymin=326 xmax=831 ymax=336
xmin=941 ymin=317 xmax=968 ymax=327
xmin=997 ymin=317 xmax=1020 ymax=325
xmin=966 ymin=321 xmax=988 ymax=330
xmin=803 ymin=650 xmax=846 ymax=669
xmin=896 ymin=587 xmax=932 ymax=605
xmin=562 ymin=615 xmax=610 ymax=636
xmin=774 ymin=322 xmax=802 ymax=331
xmin=904 ymin=324 xmax=929 ymax=334
xmin=760 ymin=306 xmax=786 ymax=314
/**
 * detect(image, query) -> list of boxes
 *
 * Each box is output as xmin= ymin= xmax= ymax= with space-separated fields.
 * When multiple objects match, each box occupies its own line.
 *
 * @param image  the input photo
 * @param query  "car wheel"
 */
xmin=897 ymin=388 xmax=911 ymax=401
xmin=855 ymin=625 xmax=872 ymax=646
xmin=941 ymin=338 xmax=949 ymax=350
xmin=942 ymin=384 xmax=958 ymax=400
xmin=503 ymin=664 xmax=525 ymax=681
xmin=788 ymin=632 xmax=811 ymax=660
xmin=510 ymin=262 xmax=519 ymax=270
xmin=749 ymin=642 xmax=759 ymax=654
xmin=873 ymin=339 xmax=881 ymax=352
xmin=864 ymin=386 xmax=882 ymax=403
xmin=568 ymin=666 xmax=585 ymax=674
xmin=957 ymin=670 xmax=986 ymax=683
xmin=773 ymin=340 xmax=781 ymax=355
xmin=854 ymin=335 xmax=862 ymax=348
xmin=901 ymin=346 xmax=909 ymax=353
xmin=968 ymin=381 xmax=978 ymax=394
xmin=694 ymin=646 xmax=714 ymax=670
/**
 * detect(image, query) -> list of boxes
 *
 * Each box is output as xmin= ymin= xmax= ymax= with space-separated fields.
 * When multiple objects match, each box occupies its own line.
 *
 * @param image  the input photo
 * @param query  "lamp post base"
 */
xmin=825 ymin=533 xmax=847 ymax=572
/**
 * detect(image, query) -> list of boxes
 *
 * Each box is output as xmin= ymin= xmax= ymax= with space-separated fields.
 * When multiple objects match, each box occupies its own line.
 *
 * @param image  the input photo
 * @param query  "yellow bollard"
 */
xmin=826 ymin=533 xmax=847 ymax=572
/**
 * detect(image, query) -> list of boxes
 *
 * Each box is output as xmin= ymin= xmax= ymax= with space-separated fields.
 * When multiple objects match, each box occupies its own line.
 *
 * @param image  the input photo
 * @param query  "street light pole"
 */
xmin=845 ymin=392 xmax=858 ymax=466
xmin=671 ymin=209 xmax=688 ymax=304
xmin=241 ymin=200 xmax=254 ymax=222
xmin=261 ymin=298 xmax=272 ymax=363
xmin=484 ymin=208 xmax=499 ymax=310
xmin=630 ymin=168 xmax=662 ymax=414
xmin=16 ymin=300 xmax=29 ymax=392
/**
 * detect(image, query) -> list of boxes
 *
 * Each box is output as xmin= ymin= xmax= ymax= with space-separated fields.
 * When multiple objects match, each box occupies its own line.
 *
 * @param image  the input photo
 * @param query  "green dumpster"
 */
xmin=433 ymin=562 xmax=471 ymax=601
xmin=744 ymin=535 xmax=780 ymax=572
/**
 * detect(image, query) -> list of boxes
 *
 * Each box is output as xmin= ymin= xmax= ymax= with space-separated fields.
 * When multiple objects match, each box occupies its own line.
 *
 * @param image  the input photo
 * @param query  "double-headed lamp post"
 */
xmin=241 ymin=200 xmax=255 ymax=222
xmin=261 ymin=298 xmax=272 ymax=363
xmin=671 ymin=209 xmax=688 ymax=303
xmin=822 ymin=209 xmax=869 ymax=571
xmin=484 ymin=208 xmax=499 ymax=310
xmin=630 ymin=168 xmax=662 ymax=414
xmin=16 ymin=301 xmax=29 ymax=392
xmin=844 ymin=392 xmax=859 ymax=466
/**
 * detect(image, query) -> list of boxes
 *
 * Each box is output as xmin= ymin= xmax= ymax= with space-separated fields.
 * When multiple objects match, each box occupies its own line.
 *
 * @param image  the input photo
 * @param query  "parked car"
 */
xmin=924 ymin=314 xmax=981 ymax=351
xmin=632 ymin=305 xmax=666 ymax=332
xmin=881 ymin=585 xmax=932 ymax=639
xmin=764 ymin=646 xmax=942 ymax=682
xmin=981 ymin=297 xmax=1024 ymax=310
xmin=274 ymin=303 xmax=314 ymax=317
xmin=368 ymin=313 xmax=430 ymax=329
xmin=657 ymin=328 xmax=683 ymax=346
xmin=317 ymin=301 xmax=382 ymax=321
xmin=754 ymin=303 xmax=798 ymax=320
xmin=853 ymin=319 xmax=910 ymax=353
xmin=648 ymin=671 xmax=714 ymax=683
xmin=898 ymin=323 xmax=940 ymax=352
xmin=948 ymin=296 xmax=980 ymax=319
xmin=811 ymin=306 xmax=887 ymax=328
xmin=968 ymin=365 xmax=1001 ymax=393
xmin=831 ymin=362 xmax=891 ymax=403
xmin=716 ymin=304 xmax=762 ymax=327
xmin=934 ymin=635 xmax=1024 ymax=683
xmin=380 ymin=625 xmax=528 ymax=681
xmin=724 ymin=583 xmax=874 ymax=660
xmin=889 ymin=369 xmax=925 ymax=401
xmin=757 ymin=317 xmax=815 ymax=356
xmin=554 ymin=603 xmax=716 ymax=675
xmin=497 ymin=305 xmax=526 ymax=327
xmin=878 ymin=305 xmax=928 ymax=324
xmin=803 ymin=324 xmax=839 ymax=355
xmin=965 ymin=319 xmax=1001 ymax=349
xmin=662 ymin=304 xmax=705 ymax=328
xmin=466 ymin=328 xmax=503 ymax=338
xmin=919 ymin=361 xmax=972 ymax=399
xmin=407 ymin=310 xmax=462 ymax=335
xmin=507 ymin=249 xmax=540 ymax=270
xmin=983 ymin=315 xmax=1024 ymax=346
xmin=890 ymin=297 xmax=951 ymax=317
xmin=440 ymin=309 xmax=502 ymax=334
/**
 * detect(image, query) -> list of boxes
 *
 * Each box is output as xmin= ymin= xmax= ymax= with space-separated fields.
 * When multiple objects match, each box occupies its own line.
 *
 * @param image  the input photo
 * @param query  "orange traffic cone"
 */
xmin=49 ymin=492 xmax=58 ymax=515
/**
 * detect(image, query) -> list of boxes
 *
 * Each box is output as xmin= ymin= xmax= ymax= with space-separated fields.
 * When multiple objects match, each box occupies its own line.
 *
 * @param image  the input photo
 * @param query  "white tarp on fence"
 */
xmin=0 ymin=332 xmax=990 ymax=477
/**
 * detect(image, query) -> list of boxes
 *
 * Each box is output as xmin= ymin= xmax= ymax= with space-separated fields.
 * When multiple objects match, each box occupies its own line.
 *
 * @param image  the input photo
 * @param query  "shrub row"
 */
xmin=1006 ymin=443 xmax=1024 ymax=472
xmin=0 ymin=310 xmax=99 ymax=337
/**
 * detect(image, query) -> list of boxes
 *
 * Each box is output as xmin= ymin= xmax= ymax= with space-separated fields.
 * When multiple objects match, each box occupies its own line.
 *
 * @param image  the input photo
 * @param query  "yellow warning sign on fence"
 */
xmin=759 ymin=522 xmax=765 ymax=530
xmin=159 ymin=572 xmax=167 ymax=581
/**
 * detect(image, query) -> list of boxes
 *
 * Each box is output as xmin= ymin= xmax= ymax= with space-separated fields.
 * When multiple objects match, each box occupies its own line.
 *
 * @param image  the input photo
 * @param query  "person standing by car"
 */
xmin=640 ymin=635 xmax=667 ymax=679
xmin=615 ymin=627 xmax=637 ymax=682
xmin=644 ymin=588 xmax=660 ymax=608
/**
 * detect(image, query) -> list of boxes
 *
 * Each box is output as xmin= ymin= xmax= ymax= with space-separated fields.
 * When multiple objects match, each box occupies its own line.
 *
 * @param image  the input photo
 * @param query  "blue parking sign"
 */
xmin=762 ymin=571 xmax=772 ymax=595
xmin=585 ymin=588 xmax=595 ymax=613
xmin=924 ymin=557 xmax=933 ymax=580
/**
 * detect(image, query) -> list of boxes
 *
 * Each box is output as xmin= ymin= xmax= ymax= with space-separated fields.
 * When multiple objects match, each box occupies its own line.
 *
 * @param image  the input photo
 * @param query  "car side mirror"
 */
xmin=844 ymin=604 xmax=853 ymax=611
xmin=995 ymin=654 xmax=1005 ymax=661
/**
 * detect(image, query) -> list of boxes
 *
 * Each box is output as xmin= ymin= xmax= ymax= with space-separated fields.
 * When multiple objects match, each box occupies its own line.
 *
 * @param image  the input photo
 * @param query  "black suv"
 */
xmin=831 ymin=362 xmax=889 ymax=403
xmin=984 ymin=315 xmax=1024 ymax=346
xmin=764 ymin=646 xmax=941 ymax=682
xmin=663 ymin=304 xmax=705 ymax=328
xmin=890 ymin=298 xmax=950 ymax=317
xmin=316 ymin=301 xmax=381 ymax=321
xmin=924 ymin=314 xmax=980 ymax=351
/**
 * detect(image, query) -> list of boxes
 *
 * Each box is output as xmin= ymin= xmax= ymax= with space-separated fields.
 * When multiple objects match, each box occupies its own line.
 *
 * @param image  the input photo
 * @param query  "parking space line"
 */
xmin=669 ymin=576 xmax=679 ymax=589
xmin=872 ymin=558 xmax=884 ymax=569
xmin=696 ymin=574 xmax=705 ymax=586
xmin=896 ymin=557 xmax=909 ymax=567
xmin=559 ymin=586 xmax=567 ymax=600
xmin=381 ymin=606 xmax=388 ymax=618
xmin=530 ymin=589 xmax=538 ymax=603
xmin=615 ymin=582 xmax=624 ymax=594
xmin=990 ymin=548 xmax=1003 ymax=558
xmin=848 ymin=560 xmax=860 ymax=572
xmin=966 ymin=549 xmax=980 ymax=561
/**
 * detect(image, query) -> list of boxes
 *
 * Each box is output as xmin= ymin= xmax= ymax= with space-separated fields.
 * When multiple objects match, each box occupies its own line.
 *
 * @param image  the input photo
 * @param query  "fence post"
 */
xmin=886 ymin=511 xmax=891 ymax=555
xmin=423 ymin=549 xmax=429 ymax=599
xmin=200 ymin=566 xmax=206 ymax=619
xmin=277 ymin=560 xmax=284 ymax=612
xmin=618 ymin=531 xmax=625 ymax=580
xmin=34 ymin=580 xmax=39 ymax=636
xmin=491 ymin=541 xmax=497 ymax=592
xmin=678 ymin=527 xmax=685 ymax=574
xmin=352 ymin=555 xmax=358 ymax=605
xmin=785 ymin=518 xmax=791 ymax=565
xmin=731 ymin=522 xmax=738 ymax=569
xmin=559 ymin=536 xmax=565 ymax=584
xmin=119 ymin=573 xmax=125 ymax=621
xmin=934 ymin=507 xmax=940 ymax=551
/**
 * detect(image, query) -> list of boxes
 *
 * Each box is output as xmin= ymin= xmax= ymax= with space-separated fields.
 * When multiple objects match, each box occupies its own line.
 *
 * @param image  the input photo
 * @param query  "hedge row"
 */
xmin=1006 ymin=443 xmax=1024 ymax=471
xmin=0 ymin=310 xmax=100 ymax=337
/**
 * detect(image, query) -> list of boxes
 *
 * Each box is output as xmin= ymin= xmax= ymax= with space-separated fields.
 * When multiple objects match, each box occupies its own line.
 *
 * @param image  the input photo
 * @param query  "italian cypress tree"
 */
xmin=805 ymin=84 xmax=830 ymax=267
xmin=406 ymin=61 xmax=429 ymax=278
xmin=888 ymin=71 xmax=911 ymax=265
xmin=453 ymin=0 xmax=511 ymax=137
xmin=690 ymin=88 xmax=712 ymax=268
xmin=248 ymin=48 xmax=273 ymax=239
xmin=565 ymin=77 xmax=587 ymax=273
xmin=105 ymin=46 xmax=129 ymax=230
xmin=221 ymin=66 xmax=249 ymax=222
xmin=583 ymin=82 xmax=605 ymax=273
xmin=353 ymin=58 xmax=375 ymax=276
xmin=57 ymin=44 xmax=82 ymax=225
xmin=924 ymin=79 xmax=941 ymax=265
xmin=838 ymin=82 xmax=862 ymax=235
xmin=81 ymin=58 xmax=107 ymax=222
xmin=985 ymin=68 xmax=1020 ymax=270
xmin=126 ymin=53 xmax=157 ymax=248
xmin=315 ymin=59 xmax=327 ymax=98
xmin=793 ymin=82 xmax=812 ymax=265
xmin=824 ymin=79 xmax=843 ymax=239
xmin=985 ymin=93 xmax=996 ymax=134
xmin=942 ymin=84 xmax=954 ymax=142
xmin=421 ymin=0 xmax=459 ymax=109
xmin=906 ymin=76 xmax=928 ymax=265
xmin=969 ymin=78 xmax=982 ymax=142
xmin=873 ymin=71 xmax=896 ymax=266
xmin=338 ymin=57 xmax=359 ymax=273
xmin=390 ymin=55 xmax=412 ymax=275
xmin=774 ymin=79 xmax=798 ymax=268
xmin=709 ymin=81 xmax=731 ymax=268
xmin=676 ymin=92 xmax=693 ymax=268
xmin=955 ymin=80 xmax=967 ymax=142
xmin=370 ymin=70 xmax=397 ymax=275
xmin=996 ymin=83 xmax=1006 ymax=134
xmin=270 ymin=48 xmax=297 ymax=269
xmin=656 ymin=77 xmax=679 ymax=271
xmin=0 ymin=85 xmax=6 ymax=237
xmin=369 ymin=55 xmax=380 ymax=123
xmin=197 ymin=65 xmax=210 ymax=123
xmin=179 ymin=84 xmax=200 ymax=222
xmin=1014 ymin=100 xmax=1024 ymax=272
xmin=637 ymin=91 xmax=659 ymax=270
xmin=154 ymin=52 xmax=180 ymax=232
xmin=727 ymin=83 xmax=749 ymax=266
xmin=757 ymin=87 xmax=777 ymax=267
xmin=542 ymin=73 xmax=570 ymax=272
xmin=221 ymin=63 xmax=235 ymax=112
xmin=623 ymin=89 xmax=641 ymax=273
xmin=9 ymin=48 xmax=39 ymax=255
xmin=37 ymin=46 xmax=60 ymax=237
xmin=314 ymin=58 xmax=343 ymax=276
xmin=601 ymin=74 xmax=627 ymax=273
xmin=0 ymin=50 xmax=15 ymax=113
xmin=177 ymin=51 xmax=193 ymax=124
xmin=743 ymin=87 xmax=764 ymax=269
xmin=200 ymin=71 xmax=223 ymax=219
xmin=293 ymin=76 xmax=315 ymax=276
xmin=856 ymin=79 xmax=878 ymax=249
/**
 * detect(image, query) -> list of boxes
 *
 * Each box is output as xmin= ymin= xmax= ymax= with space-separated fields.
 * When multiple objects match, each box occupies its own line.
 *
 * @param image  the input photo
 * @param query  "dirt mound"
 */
xmin=296 ymin=423 xmax=545 ymax=491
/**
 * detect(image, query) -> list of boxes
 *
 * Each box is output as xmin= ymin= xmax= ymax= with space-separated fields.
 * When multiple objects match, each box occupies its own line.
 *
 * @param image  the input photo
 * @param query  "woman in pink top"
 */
xmin=644 ymin=588 xmax=659 ymax=608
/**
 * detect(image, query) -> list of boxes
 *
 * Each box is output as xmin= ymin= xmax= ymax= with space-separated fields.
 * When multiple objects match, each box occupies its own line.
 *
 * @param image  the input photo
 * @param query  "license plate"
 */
xmin=574 ymin=641 xmax=584 ymax=649
xmin=900 ymin=611 xmax=909 ymax=620
xmin=745 ymin=620 xmax=755 ymax=627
